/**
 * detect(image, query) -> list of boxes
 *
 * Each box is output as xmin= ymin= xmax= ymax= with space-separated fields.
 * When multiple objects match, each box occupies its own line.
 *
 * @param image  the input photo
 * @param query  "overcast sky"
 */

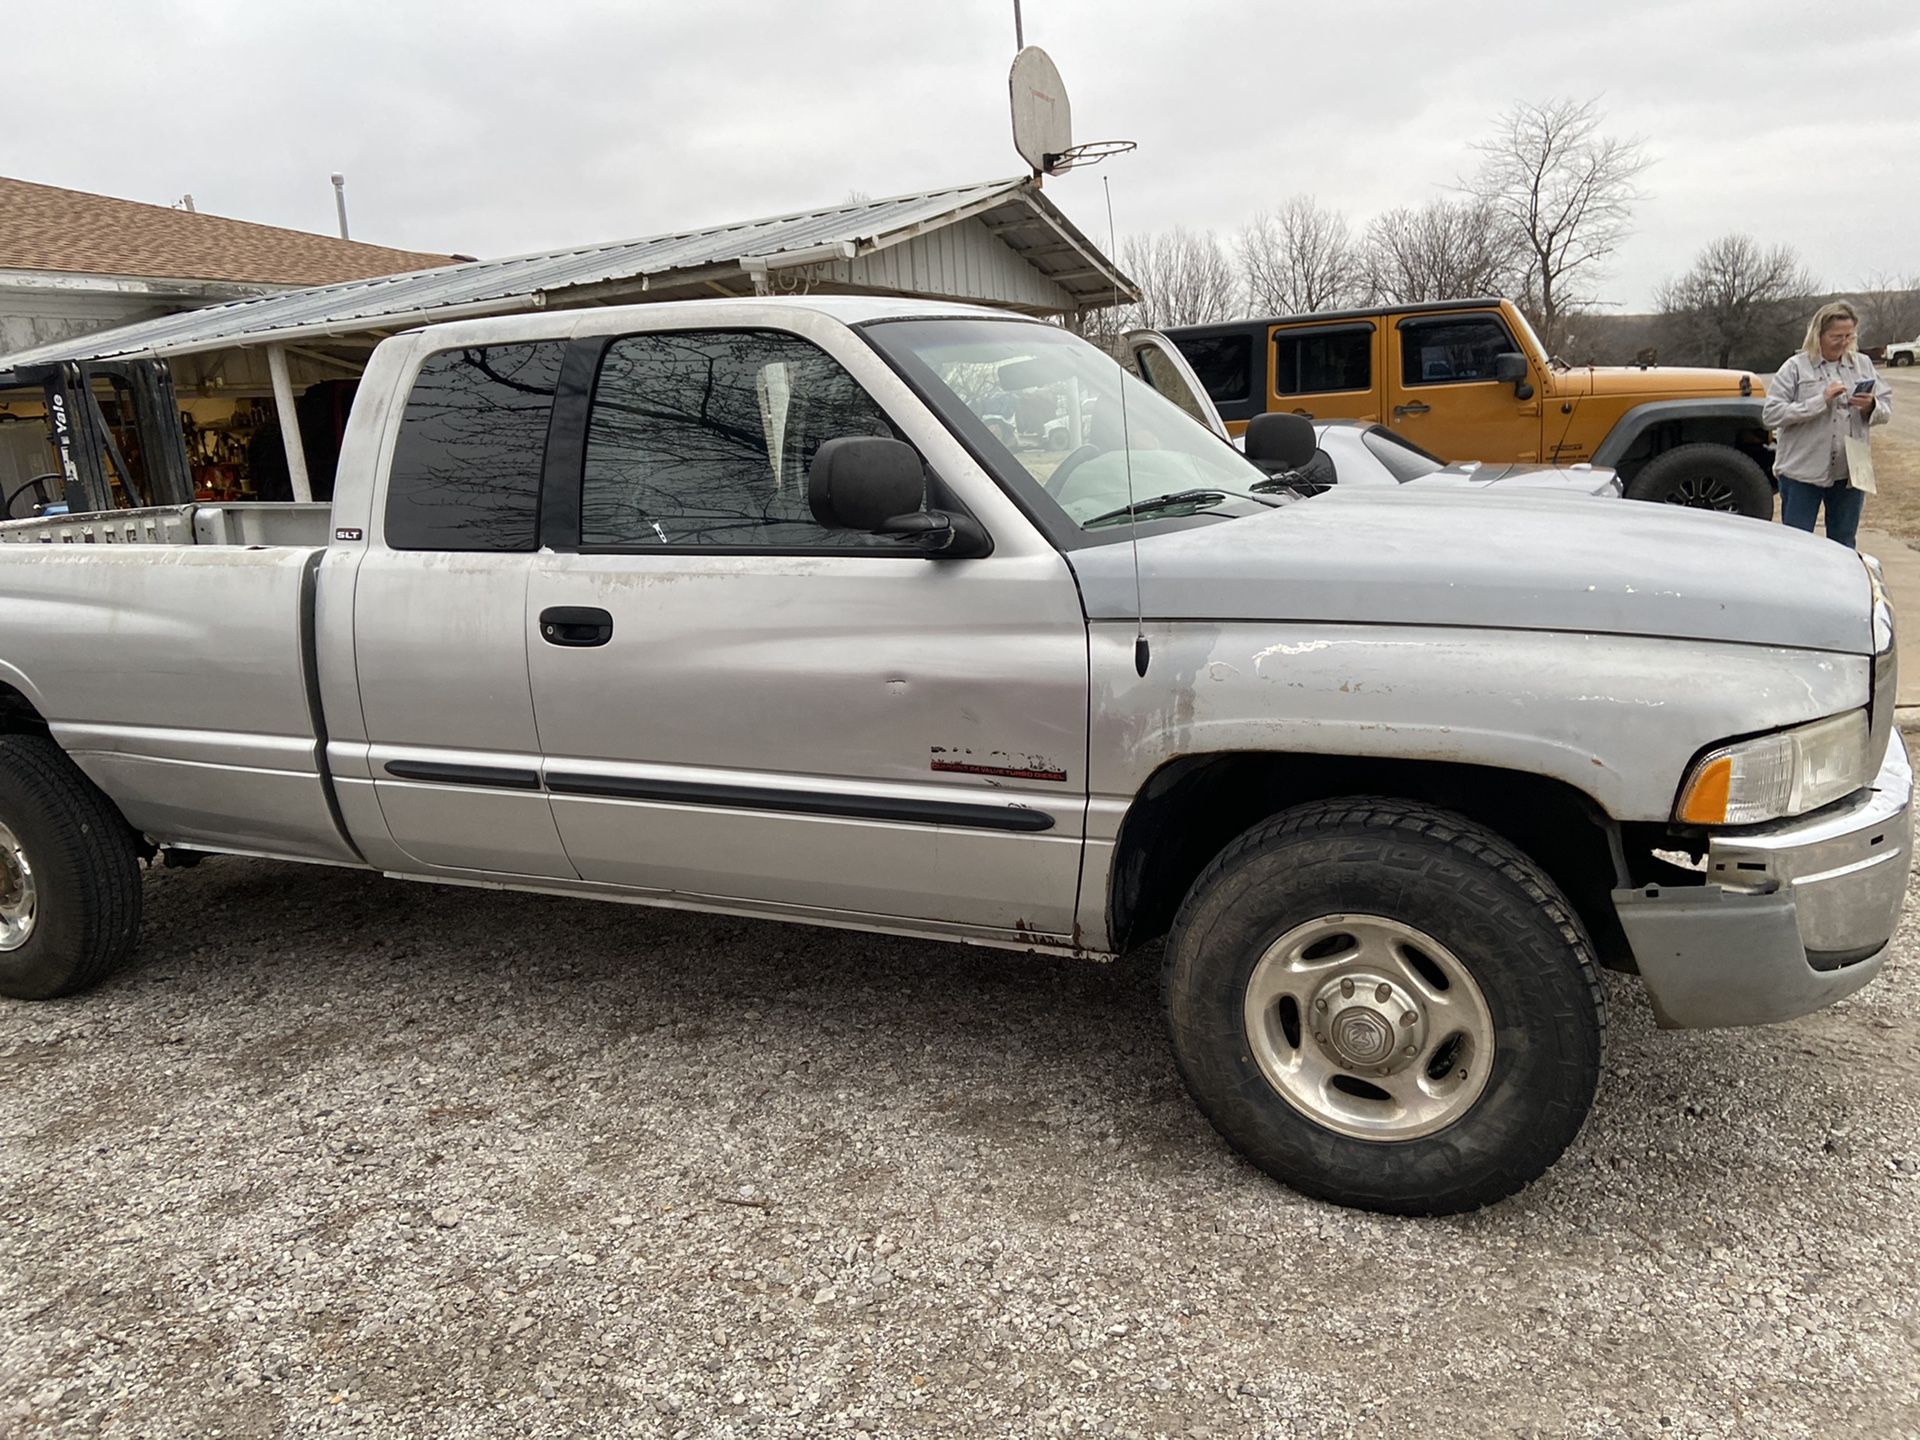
xmin=8 ymin=0 xmax=1916 ymax=314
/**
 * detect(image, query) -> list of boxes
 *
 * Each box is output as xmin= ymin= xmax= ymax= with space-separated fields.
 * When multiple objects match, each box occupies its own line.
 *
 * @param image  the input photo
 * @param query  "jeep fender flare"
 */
xmin=1588 ymin=398 xmax=1769 ymax=470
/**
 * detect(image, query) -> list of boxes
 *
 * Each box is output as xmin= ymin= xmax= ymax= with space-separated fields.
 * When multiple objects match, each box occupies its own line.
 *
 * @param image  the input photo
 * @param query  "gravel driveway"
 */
xmin=3 ymin=849 xmax=1917 ymax=1439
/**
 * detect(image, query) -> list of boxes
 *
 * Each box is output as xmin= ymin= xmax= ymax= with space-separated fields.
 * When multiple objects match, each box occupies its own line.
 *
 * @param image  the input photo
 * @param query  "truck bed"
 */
xmin=0 ymin=502 xmax=331 ymax=548
xmin=0 ymin=535 xmax=354 ymax=863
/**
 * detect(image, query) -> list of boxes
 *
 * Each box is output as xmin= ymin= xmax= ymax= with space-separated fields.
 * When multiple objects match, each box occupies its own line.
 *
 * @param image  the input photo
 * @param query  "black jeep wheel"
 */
xmin=1162 ymin=798 xmax=1604 ymax=1215
xmin=1625 ymin=443 xmax=1772 ymax=519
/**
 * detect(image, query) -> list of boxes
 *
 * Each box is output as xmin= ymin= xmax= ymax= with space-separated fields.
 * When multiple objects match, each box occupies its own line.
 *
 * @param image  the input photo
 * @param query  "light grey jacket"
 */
xmin=1763 ymin=349 xmax=1892 ymax=485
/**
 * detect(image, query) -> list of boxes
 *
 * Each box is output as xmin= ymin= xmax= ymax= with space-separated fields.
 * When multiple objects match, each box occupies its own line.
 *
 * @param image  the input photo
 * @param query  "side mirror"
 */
xmin=1244 ymin=412 xmax=1317 ymax=474
xmin=1493 ymin=351 xmax=1534 ymax=400
xmin=808 ymin=436 xmax=989 ymax=558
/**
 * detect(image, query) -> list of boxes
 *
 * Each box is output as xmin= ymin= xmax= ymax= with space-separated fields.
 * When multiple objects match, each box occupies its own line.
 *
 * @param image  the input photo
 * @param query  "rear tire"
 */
xmin=0 ymin=735 xmax=142 ymax=1000
xmin=1625 ymin=443 xmax=1772 ymax=519
xmin=1162 ymin=798 xmax=1604 ymax=1215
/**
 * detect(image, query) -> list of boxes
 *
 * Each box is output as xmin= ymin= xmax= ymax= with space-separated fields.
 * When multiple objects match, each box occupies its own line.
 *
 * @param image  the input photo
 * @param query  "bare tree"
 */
xmin=1238 ymin=197 xmax=1362 ymax=315
xmin=1655 ymin=234 xmax=1815 ymax=369
xmin=1117 ymin=227 xmax=1239 ymax=330
xmin=1468 ymin=97 xmax=1650 ymax=352
xmin=1360 ymin=198 xmax=1524 ymax=304
xmin=1856 ymin=271 xmax=1920 ymax=348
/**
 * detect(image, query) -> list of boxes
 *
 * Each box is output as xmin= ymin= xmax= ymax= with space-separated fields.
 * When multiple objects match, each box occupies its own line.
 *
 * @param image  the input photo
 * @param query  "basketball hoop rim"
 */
xmin=1041 ymin=138 xmax=1137 ymax=175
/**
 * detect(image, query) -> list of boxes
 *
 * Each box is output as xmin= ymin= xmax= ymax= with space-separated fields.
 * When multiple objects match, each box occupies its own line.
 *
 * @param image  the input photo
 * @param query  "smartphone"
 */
xmin=1854 ymin=379 xmax=1876 ymax=394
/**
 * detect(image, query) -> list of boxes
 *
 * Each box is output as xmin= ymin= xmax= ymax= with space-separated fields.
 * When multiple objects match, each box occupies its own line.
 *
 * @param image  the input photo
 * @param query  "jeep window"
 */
xmin=1401 ymin=315 xmax=1516 ymax=387
xmin=1360 ymin=425 xmax=1446 ymax=482
xmin=1173 ymin=333 xmax=1252 ymax=404
xmin=864 ymin=317 xmax=1286 ymax=541
xmin=1273 ymin=326 xmax=1371 ymax=396
xmin=385 ymin=341 xmax=567 ymax=552
xmin=581 ymin=330 xmax=910 ymax=551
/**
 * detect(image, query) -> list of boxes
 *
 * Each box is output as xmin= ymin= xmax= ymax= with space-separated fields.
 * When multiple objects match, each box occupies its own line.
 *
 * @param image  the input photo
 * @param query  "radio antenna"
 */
xmin=1103 ymin=174 xmax=1148 ymax=678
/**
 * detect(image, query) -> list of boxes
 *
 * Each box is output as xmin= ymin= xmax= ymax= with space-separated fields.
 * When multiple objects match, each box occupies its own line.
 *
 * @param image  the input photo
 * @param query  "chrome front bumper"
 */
xmin=1613 ymin=734 xmax=1913 ymax=1029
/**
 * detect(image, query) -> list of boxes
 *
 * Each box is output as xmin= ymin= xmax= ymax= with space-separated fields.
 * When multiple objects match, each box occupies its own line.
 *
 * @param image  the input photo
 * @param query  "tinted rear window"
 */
xmin=384 ymin=342 xmax=566 ymax=551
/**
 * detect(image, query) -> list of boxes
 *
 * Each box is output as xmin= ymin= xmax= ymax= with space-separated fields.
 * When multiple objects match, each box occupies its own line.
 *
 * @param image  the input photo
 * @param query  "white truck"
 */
xmin=1884 ymin=334 xmax=1919 ymax=367
xmin=0 ymin=297 xmax=1907 ymax=1215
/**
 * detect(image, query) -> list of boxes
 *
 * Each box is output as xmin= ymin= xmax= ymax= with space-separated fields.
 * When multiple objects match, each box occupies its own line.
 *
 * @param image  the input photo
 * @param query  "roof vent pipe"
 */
xmin=330 ymin=173 xmax=350 ymax=240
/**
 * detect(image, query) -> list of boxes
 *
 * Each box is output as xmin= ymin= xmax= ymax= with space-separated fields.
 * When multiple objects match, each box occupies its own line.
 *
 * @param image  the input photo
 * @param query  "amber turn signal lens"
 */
xmin=1677 ymin=755 xmax=1732 ymax=825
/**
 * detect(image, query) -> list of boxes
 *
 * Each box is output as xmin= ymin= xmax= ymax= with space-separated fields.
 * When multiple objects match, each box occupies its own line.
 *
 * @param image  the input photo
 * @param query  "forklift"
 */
xmin=1 ymin=358 xmax=194 ymax=520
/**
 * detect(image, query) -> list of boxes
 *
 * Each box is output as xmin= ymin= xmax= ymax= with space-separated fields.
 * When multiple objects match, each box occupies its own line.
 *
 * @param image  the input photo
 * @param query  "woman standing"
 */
xmin=1762 ymin=301 xmax=1892 ymax=547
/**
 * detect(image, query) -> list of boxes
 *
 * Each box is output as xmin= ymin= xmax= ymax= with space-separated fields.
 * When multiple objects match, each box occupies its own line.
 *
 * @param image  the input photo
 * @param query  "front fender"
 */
xmin=1589 ymin=398 xmax=1768 ymax=468
xmin=1080 ymin=622 xmax=1866 ymax=918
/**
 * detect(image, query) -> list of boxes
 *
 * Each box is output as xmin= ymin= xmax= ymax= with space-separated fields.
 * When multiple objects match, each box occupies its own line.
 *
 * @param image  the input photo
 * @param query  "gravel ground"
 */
xmin=2 ymin=852 xmax=1918 ymax=1440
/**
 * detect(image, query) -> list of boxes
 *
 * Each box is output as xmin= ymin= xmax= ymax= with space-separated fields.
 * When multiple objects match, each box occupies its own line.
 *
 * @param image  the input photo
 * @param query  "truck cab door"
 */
xmin=1385 ymin=310 xmax=1542 ymax=462
xmin=344 ymin=339 xmax=577 ymax=880
xmin=522 ymin=319 xmax=1089 ymax=942
xmin=1125 ymin=330 xmax=1230 ymax=438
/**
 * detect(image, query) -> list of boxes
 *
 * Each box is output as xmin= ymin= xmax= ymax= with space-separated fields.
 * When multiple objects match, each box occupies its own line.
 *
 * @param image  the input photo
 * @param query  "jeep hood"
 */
xmin=1551 ymin=364 xmax=1765 ymax=400
xmin=1070 ymin=488 xmax=1872 ymax=654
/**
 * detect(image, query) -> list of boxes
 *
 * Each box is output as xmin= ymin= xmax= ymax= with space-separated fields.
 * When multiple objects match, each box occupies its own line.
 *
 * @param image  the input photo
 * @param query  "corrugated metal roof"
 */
xmin=0 ymin=177 xmax=1134 ymax=371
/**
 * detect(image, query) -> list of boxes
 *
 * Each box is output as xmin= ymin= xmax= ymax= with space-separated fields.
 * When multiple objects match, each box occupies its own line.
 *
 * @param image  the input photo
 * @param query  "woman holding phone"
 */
xmin=1762 ymin=300 xmax=1893 ymax=547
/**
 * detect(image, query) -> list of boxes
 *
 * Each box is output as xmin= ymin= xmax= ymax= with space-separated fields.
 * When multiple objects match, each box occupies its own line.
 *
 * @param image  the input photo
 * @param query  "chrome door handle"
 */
xmin=1393 ymin=402 xmax=1431 ymax=418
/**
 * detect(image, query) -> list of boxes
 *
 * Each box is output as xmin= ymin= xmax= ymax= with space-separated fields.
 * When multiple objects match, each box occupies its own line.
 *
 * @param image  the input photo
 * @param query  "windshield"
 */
xmin=863 ymin=318 xmax=1284 ymax=536
xmin=1359 ymin=426 xmax=1447 ymax=482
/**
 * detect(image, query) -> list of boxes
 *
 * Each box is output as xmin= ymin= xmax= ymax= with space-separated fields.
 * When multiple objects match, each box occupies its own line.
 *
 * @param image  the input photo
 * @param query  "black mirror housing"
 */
xmin=1244 ymin=412 xmax=1317 ymax=471
xmin=1493 ymin=352 xmax=1529 ymax=383
xmin=807 ymin=435 xmax=989 ymax=559
xmin=809 ymin=437 xmax=925 ymax=530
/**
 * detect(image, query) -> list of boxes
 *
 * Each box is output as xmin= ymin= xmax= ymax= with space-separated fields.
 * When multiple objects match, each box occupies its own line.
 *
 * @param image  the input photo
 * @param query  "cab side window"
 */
xmin=1400 ymin=316 xmax=1515 ymax=386
xmin=580 ymin=330 xmax=909 ymax=550
xmin=1273 ymin=326 xmax=1371 ymax=396
xmin=384 ymin=342 xmax=566 ymax=551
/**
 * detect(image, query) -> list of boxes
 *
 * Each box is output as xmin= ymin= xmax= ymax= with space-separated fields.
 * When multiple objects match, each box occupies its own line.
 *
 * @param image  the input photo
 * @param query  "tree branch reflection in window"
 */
xmin=385 ymin=343 xmax=565 ymax=551
xmin=581 ymin=331 xmax=907 ymax=549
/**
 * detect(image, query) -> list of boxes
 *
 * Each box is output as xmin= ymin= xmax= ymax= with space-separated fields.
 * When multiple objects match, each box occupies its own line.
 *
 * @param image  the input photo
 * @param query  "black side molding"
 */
xmin=384 ymin=760 xmax=542 ymax=791
xmin=546 ymin=772 xmax=1055 ymax=833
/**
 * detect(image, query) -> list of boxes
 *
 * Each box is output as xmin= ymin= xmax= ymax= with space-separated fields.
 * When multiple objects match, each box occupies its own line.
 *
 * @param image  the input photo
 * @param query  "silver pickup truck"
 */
xmin=0 ymin=297 xmax=1907 ymax=1215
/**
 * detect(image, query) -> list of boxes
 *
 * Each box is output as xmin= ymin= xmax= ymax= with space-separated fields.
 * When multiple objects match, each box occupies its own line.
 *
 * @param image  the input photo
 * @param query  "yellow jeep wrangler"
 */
xmin=1167 ymin=297 xmax=1776 ymax=519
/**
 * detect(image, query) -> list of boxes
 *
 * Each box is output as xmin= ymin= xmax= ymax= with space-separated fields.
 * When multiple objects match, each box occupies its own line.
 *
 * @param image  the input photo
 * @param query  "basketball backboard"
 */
xmin=1009 ymin=46 xmax=1071 ymax=175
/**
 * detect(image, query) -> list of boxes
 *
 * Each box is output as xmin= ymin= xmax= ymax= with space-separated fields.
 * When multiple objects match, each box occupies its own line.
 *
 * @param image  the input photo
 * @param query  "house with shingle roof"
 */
xmin=0 ymin=175 xmax=459 ymax=357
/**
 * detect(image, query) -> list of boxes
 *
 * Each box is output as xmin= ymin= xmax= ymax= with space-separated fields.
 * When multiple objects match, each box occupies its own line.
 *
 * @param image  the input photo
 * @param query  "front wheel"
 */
xmin=1625 ymin=443 xmax=1773 ymax=519
xmin=1893 ymin=353 xmax=1913 ymax=368
xmin=1162 ymin=799 xmax=1604 ymax=1215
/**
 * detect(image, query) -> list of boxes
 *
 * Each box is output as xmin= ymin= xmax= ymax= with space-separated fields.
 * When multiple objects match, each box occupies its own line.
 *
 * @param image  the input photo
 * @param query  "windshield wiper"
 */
xmin=1083 ymin=487 xmax=1283 ymax=527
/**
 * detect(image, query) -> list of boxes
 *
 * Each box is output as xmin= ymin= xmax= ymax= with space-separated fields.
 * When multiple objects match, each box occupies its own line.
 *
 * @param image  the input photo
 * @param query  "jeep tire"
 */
xmin=1162 ymin=799 xmax=1604 ymax=1215
xmin=0 ymin=735 xmax=142 ymax=1000
xmin=1625 ymin=442 xmax=1772 ymax=519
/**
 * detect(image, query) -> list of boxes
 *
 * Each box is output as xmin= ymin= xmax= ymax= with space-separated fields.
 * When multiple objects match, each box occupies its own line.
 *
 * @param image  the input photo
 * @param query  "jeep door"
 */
xmin=1385 ymin=309 xmax=1541 ymax=462
xmin=522 ymin=317 xmax=1090 ymax=941
xmin=1265 ymin=319 xmax=1382 ymax=425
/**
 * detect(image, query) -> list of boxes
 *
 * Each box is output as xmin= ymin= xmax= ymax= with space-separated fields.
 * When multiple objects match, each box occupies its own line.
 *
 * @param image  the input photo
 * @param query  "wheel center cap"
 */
xmin=1331 ymin=1008 xmax=1393 ymax=1064
xmin=1312 ymin=970 xmax=1426 ymax=1075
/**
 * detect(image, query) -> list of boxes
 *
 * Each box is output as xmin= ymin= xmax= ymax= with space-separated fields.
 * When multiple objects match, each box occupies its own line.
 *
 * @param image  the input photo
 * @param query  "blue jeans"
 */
xmin=1779 ymin=476 xmax=1864 ymax=548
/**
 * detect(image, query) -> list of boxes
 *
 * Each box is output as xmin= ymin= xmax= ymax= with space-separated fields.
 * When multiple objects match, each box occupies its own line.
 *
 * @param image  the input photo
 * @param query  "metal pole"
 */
xmin=266 ymin=344 xmax=313 ymax=503
xmin=331 ymin=173 xmax=350 ymax=240
xmin=1013 ymin=0 xmax=1023 ymax=49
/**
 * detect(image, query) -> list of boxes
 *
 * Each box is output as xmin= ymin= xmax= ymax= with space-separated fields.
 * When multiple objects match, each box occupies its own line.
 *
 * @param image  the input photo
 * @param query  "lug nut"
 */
xmin=1400 ymin=1012 xmax=1416 ymax=1027
xmin=1340 ymin=978 xmax=1354 ymax=998
xmin=1315 ymin=998 xmax=1326 ymax=1011
xmin=1403 ymin=1045 xmax=1415 ymax=1057
xmin=1375 ymin=983 xmax=1391 ymax=1002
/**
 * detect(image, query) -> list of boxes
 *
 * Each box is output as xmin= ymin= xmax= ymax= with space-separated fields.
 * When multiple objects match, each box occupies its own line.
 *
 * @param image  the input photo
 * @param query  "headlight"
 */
xmin=1675 ymin=710 xmax=1871 ymax=825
